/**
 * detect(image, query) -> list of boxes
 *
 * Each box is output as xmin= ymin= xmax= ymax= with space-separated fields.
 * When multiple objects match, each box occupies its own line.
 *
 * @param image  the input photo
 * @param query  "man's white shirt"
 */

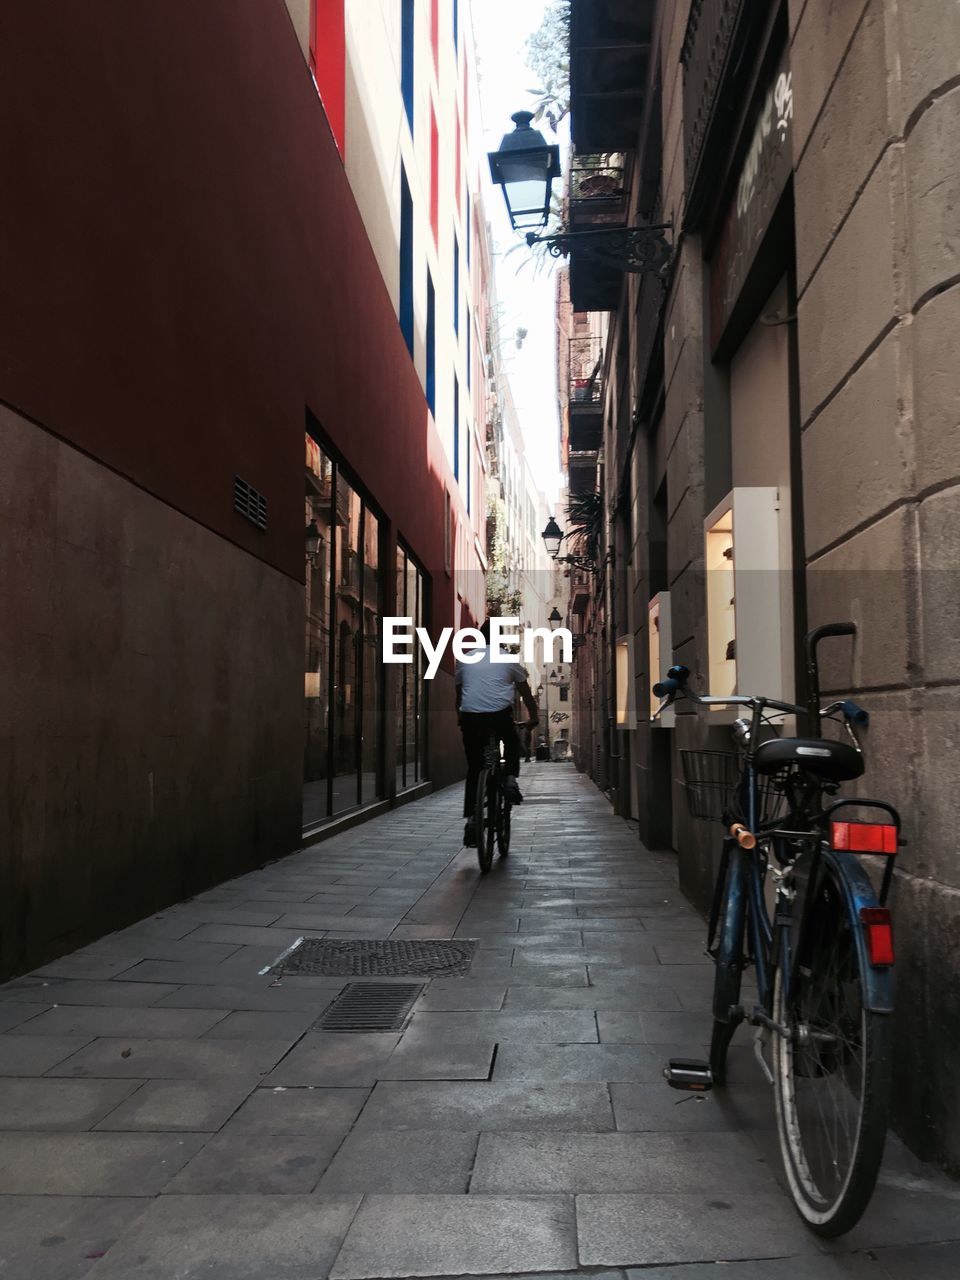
xmin=455 ymin=646 xmax=528 ymax=713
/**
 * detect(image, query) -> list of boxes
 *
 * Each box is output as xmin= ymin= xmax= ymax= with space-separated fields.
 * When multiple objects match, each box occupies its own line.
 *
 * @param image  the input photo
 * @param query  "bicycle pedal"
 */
xmin=664 ymin=1058 xmax=714 ymax=1091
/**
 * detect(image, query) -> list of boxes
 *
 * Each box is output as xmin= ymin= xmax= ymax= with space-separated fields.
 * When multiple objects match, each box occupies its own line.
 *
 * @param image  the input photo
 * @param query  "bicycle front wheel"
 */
xmin=772 ymin=860 xmax=891 ymax=1236
xmin=475 ymin=770 xmax=493 ymax=874
xmin=709 ymin=845 xmax=747 ymax=1084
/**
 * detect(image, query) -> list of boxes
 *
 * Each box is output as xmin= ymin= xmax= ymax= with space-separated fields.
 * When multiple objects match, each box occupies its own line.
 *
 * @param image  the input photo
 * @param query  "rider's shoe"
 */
xmin=463 ymin=819 xmax=477 ymax=847
xmin=504 ymin=777 xmax=523 ymax=805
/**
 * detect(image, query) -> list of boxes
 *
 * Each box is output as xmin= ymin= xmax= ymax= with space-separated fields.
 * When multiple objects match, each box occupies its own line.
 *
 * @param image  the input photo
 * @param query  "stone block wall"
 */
xmin=790 ymin=0 xmax=960 ymax=1167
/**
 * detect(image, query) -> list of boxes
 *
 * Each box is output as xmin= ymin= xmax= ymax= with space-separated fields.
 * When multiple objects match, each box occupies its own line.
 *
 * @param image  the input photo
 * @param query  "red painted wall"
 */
xmin=310 ymin=0 xmax=346 ymax=157
xmin=0 ymin=0 xmax=465 ymax=634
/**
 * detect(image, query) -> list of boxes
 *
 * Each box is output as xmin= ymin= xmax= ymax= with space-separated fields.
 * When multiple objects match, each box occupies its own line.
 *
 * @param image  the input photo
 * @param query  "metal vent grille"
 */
xmin=271 ymin=937 xmax=476 ymax=978
xmin=313 ymin=981 xmax=424 ymax=1032
xmin=233 ymin=475 xmax=267 ymax=530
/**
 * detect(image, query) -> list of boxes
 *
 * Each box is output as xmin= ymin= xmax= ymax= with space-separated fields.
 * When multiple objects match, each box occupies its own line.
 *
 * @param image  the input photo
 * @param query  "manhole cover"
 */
xmin=271 ymin=938 xmax=476 ymax=978
xmin=313 ymin=981 xmax=424 ymax=1032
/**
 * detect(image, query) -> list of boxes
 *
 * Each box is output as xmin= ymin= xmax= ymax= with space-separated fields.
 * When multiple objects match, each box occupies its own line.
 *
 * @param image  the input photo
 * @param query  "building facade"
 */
xmin=563 ymin=0 xmax=960 ymax=1169
xmin=0 ymin=0 xmax=490 ymax=977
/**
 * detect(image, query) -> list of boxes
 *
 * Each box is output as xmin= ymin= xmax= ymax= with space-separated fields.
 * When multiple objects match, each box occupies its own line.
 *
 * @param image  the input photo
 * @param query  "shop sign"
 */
xmin=710 ymin=46 xmax=793 ymax=348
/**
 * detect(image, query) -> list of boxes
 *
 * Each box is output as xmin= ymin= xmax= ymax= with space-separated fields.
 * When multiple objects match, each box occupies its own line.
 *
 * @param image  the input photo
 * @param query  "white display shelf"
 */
xmin=704 ymin=487 xmax=783 ymax=720
xmin=648 ymin=591 xmax=674 ymax=727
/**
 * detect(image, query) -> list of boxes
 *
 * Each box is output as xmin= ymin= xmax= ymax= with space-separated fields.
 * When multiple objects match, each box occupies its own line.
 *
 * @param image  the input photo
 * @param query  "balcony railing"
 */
xmin=568 ymin=335 xmax=604 ymax=405
xmin=569 ymin=160 xmax=627 ymax=225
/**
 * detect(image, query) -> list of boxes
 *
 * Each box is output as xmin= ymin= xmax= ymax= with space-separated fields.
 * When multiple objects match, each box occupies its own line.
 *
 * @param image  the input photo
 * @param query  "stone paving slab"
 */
xmin=10 ymin=1004 xmax=230 ymax=1039
xmin=93 ymin=1075 xmax=263 ymax=1132
xmin=472 ymin=1131 xmax=774 ymax=1194
xmin=492 ymin=1043 xmax=703 ymax=1083
xmin=597 ymin=1011 xmax=712 ymax=1042
xmin=222 ymin=1085 xmax=370 ymax=1136
xmin=151 ymin=980 xmax=347 ymax=1010
xmin=0 ymin=1131 xmax=207 ymax=1195
xmin=609 ymin=1081 xmax=758 ymax=1132
xmin=417 ymin=984 xmax=507 ymax=1010
xmin=379 ymin=1040 xmax=495 ymax=1080
xmin=0 ymin=1077 xmax=141 ymax=1130
xmin=0 ymin=1003 xmax=49 ymax=1032
xmin=328 ymin=1194 xmax=578 ymax=1279
xmin=265 ymin=1032 xmax=401 ymax=1086
xmin=87 ymin=1194 xmax=361 ymax=1279
xmin=576 ymin=1192 xmax=822 ymax=1266
xmin=0 ymin=1035 xmax=93 ymax=1075
xmin=48 ymin=1037 xmax=292 ymax=1079
xmin=0 ymin=978 xmax=180 ymax=1005
xmin=318 ymin=1128 xmax=479 ymax=1193
xmin=404 ymin=1010 xmax=599 ymax=1043
xmin=162 ymin=1132 xmax=332 ymax=1193
xmin=503 ymin=983 xmax=684 ymax=1011
xmin=202 ymin=1008 xmax=316 ymax=1039
xmin=624 ymin=1258 xmax=884 ymax=1279
xmin=354 ymin=1080 xmax=615 ymax=1132
xmin=0 ymin=1195 xmax=149 ymax=1280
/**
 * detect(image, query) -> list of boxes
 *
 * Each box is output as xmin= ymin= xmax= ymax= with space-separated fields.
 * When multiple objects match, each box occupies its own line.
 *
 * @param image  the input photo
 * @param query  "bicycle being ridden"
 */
xmin=658 ymin=623 xmax=902 ymax=1237
xmin=455 ymin=620 xmax=539 ymax=860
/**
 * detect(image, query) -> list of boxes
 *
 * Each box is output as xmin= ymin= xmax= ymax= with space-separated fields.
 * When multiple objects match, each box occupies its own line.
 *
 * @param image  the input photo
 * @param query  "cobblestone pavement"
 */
xmin=1 ymin=764 xmax=958 ymax=1279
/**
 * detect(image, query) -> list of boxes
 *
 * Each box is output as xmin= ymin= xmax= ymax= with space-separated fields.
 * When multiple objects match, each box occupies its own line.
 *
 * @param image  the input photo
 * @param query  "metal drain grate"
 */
xmin=271 ymin=937 xmax=476 ymax=978
xmin=313 ymin=981 xmax=424 ymax=1032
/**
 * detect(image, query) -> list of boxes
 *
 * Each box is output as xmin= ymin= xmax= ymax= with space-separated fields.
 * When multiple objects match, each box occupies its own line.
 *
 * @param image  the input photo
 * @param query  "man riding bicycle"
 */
xmin=456 ymin=619 xmax=539 ymax=848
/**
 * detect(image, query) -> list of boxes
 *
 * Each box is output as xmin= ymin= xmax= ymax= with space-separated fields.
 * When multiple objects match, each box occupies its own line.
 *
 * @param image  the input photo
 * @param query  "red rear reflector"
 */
xmin=860 ymin=907 xmax=895 ymax=966
xmin=830 ymin=821 xmax=897 ymax=854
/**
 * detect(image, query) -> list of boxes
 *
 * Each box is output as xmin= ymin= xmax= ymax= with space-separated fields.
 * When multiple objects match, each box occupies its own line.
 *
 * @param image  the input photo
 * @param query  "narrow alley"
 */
xmin=0 ymin=765 xmax=956 ymax=1279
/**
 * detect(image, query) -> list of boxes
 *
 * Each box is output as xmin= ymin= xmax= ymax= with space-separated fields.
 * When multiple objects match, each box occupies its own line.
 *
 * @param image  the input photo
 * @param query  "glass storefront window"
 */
xmin=395 ymin=543 xmax=427 ymax=792
xmin=303 ymin=432 xmax=388 ymax=827
xmin=303 ymin=438 xmax=334 ymax=828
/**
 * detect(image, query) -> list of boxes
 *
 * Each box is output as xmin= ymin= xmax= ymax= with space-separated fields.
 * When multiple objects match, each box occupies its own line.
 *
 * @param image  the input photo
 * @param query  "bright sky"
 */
xmin=471 ymin=0 xmax=565 ymax=506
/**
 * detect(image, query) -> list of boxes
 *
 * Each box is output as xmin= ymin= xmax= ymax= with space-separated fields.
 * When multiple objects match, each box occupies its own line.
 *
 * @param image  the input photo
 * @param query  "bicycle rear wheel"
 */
xmin=772 ymin=859 xmax=891 ymax=1236
xmin=475 ymin=769 xmax=494 ymax=874
xmin=709 ymin=844 xmax=747 ymax=1084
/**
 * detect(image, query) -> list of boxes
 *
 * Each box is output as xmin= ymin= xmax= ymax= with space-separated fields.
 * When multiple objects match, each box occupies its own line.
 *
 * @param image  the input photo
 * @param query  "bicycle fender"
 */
xmin=822 ymin=848 xmax=895 ymax=1015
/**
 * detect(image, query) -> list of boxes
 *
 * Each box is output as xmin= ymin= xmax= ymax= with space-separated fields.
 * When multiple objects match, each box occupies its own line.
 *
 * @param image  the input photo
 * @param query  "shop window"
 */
xmin=395 ymin=543 xmax=428 ymax=792
xmin=303 ymin=428 xmax=386 ymax=828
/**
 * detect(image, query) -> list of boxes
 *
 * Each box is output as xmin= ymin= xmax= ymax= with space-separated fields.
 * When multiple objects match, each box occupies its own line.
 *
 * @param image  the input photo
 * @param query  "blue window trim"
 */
xmin=466 ymin=428 xmax=471 ymax=514
xmin=465 ymin=312 xmax=471 ymax=391
xmin=399 ymin=167 xmax=414 ymax=356
xmin=453 ymin=0 xmax=459 ymax=53
xmin=426 ymin=272 xmax=436 ymax=416
xmin=401 ymin=0 xmax=415 ymax=134
xmin=453 ymin=375 xmax=460 ymax=480
xmin=453 ymin=235 xmax=460 ymax=336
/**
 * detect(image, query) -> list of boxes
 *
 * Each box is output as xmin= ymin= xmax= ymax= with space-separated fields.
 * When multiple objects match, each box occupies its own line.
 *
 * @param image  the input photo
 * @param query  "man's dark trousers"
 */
xmin=460 ymin=708 xmax=521 ymax=817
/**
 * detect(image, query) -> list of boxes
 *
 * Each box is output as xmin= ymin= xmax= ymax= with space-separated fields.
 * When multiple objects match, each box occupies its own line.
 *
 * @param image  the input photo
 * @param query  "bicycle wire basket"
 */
xmin=680 ymin=750 xmax=741 ymax=822
xmin=680 ymin=749 xmax=790 ymax=826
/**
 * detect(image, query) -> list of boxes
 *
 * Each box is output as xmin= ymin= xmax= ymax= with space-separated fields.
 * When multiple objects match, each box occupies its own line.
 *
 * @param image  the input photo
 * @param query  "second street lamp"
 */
xmin=541 ymin=516 xmax=597 ymax=572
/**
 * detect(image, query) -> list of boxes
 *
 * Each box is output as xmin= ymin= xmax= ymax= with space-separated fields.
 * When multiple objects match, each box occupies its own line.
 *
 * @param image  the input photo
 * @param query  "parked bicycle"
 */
xmin=658 ymin=623 xmax=902 ymax=1236
xmin=474 ymin=721 xmax=529 ymax=873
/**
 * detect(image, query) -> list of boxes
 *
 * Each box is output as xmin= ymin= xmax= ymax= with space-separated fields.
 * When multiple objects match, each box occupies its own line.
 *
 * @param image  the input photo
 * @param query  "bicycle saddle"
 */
xmin=752 ymin=737 xmax=865 ymax=782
